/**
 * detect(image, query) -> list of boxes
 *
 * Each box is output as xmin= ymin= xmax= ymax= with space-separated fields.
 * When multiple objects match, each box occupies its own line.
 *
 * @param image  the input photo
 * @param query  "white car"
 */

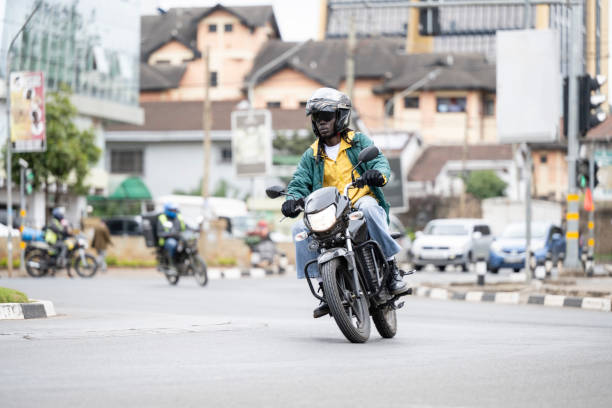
xmin=410 ymin=218 xmax=493 ymax=272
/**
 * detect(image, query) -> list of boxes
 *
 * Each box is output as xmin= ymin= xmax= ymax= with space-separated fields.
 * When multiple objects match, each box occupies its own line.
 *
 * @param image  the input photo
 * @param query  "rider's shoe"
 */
xmin=313 ymin=283 xmax=330 ymax=318
xmin=388 ymin=259 xmax=410 ymax=295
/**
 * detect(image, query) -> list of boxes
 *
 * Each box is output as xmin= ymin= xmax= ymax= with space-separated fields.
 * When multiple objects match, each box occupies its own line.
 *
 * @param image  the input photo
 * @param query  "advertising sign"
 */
xmin=9 ymin=71 xmax=46 ymax=152
xmin=594 ymin=149 xmax=612 ymax=201
xmin=497 ymin=30 xmax=561 ymax=144
xmin=231 ymin=109 xmax=272 ymax=177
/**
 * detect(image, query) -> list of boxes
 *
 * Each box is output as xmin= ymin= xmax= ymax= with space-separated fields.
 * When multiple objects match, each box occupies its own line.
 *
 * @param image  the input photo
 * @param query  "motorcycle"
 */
xmin=25 ymin=234 xmax=98 ymax=278
xmin=266 ymin=145 xmax=412 ymax=343
xmin=141 ymin=214 xmax=208 ymax=287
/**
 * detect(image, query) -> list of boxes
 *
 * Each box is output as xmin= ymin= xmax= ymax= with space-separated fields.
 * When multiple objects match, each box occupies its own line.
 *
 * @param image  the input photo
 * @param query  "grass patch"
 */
xmin=105 ymin=256 xmax=157 ymax=268
xmin=210 ymin=257 xmax=237 ymax=267
xmin=0 ymin=287 xmax=29 ymax=303
xmin=0 ymin=258 xmax=21 ymax=269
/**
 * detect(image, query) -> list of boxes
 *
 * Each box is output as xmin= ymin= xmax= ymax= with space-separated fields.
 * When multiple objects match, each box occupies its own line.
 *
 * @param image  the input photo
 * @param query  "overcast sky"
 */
xmin=140 ymin=0 xmax=321 ymax=42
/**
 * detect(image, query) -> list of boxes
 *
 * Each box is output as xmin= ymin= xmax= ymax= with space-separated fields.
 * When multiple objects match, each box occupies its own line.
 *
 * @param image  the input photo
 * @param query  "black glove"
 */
xmin=359 ymin=169 xmax=386 ymax=187
xmin=281 ymin=198 xmax=303 ymax=218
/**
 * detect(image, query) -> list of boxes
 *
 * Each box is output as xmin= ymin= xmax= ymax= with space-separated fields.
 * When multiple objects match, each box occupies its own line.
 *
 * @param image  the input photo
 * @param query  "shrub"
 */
xmin=465 ymin=170 xmax=507 ymax=200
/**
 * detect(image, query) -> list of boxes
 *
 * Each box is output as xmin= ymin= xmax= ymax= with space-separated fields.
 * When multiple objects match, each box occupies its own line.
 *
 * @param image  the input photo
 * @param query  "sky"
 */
xmin=140 ymin=0 xmax=321 ymax=42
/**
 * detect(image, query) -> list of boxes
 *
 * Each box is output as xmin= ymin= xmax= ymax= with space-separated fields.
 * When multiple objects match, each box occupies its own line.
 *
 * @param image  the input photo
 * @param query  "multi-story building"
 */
xmin=0 ymin=0 xmax=143 ymax=227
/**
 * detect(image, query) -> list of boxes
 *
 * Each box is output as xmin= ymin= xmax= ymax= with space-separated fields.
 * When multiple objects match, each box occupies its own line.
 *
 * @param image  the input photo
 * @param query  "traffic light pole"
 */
xmin=564 ymin=1 xmax=582 ymax=272
xmin=19 ymin=160 xmax=26 ymax=272
xmin=587 ymin=147 xmax=595 ymax=275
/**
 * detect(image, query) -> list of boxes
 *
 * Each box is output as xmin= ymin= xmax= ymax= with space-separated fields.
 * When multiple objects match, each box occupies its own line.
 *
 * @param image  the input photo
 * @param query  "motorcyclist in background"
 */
xmin=156 ymin=202 xmax=186 ymax=274
xmin=282 ymin=87 xmax=410 ymax=319
xmin=44 ymin=207 xmax=72 ymax=268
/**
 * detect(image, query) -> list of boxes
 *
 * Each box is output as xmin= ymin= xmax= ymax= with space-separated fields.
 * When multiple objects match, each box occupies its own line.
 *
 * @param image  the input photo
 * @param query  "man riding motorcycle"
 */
xmin=282 ymin=87 xmax=410 ymax=319
xmin=156 ymin=202 xmax=186 ymax=274
xmin=44 ymin=207 xmax=72 ymax=267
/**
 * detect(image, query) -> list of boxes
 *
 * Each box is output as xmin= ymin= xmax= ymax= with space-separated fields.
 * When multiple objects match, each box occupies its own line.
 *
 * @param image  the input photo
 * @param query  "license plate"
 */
xmin=504 ymin=256 xmax=523 ymax=264
xmin=422 ymin=251 xmax=447 ymax=260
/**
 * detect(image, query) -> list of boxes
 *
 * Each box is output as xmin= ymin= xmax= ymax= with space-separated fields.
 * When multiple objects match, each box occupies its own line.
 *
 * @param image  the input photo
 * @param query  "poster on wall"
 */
xmin=9 ymin=71 xmax=46 ymax=152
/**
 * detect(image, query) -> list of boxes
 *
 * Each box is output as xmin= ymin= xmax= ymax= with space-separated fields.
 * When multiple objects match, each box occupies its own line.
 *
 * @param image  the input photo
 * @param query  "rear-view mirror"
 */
xmin=266 ymin=185 xmax=286 ymax=199
xmin=357 ymin=145 xmax=379 ymax=163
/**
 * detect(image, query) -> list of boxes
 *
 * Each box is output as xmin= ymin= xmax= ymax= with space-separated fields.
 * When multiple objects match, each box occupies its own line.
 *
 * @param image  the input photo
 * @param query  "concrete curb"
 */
xmin=0 ymin=299 xmax=56 ymax=320
xmin=413 ymin=286 xmax=612 ymax=312
xmin=206 ymin=267 xmax=288 ymax=280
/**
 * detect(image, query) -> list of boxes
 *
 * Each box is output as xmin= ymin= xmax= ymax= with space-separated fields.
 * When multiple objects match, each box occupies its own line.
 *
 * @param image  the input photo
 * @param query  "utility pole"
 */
xmin=564 ymin=1 xmax=583 ymax=272
xmin=346 ymin=13 xmax=356 ymax=103
xmin=202 ymin=47 xmax=212 ymax=239
xmin=5 ymin=1 xmax=42 ymax=277
xmin=18 ymin=158 xmax=28 ymax=272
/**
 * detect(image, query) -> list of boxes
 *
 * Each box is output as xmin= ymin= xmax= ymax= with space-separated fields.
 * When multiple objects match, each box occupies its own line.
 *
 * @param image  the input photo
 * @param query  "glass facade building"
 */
xmin=1 ymin=0 xmax=140 ymax=107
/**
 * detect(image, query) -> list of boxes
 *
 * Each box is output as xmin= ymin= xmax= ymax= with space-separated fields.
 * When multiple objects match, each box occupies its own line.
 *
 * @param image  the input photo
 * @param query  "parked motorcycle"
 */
xmin=142 ymin=214 xmax=208 ymax=286
xmin=266 ymin=145 xmax=411 ymax=343
xmin=25 ymin=234 xmax=98 ymax=278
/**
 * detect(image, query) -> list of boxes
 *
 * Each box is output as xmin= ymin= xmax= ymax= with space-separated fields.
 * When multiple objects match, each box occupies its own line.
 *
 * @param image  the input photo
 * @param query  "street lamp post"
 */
xmin=4 ymin=1 xmax=42 ymax=277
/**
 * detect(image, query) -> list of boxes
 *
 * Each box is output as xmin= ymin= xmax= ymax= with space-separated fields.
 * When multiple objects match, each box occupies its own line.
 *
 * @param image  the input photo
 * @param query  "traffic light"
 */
xmin=25 ymin=169 xmax=34 ymax=195
xmin=578 ymin=74 xmax=607 ymax=136
xmin=576 ymin=158 xmax=589 ymax=189
xmin=418 ymin=3 xmax=441 ymax=36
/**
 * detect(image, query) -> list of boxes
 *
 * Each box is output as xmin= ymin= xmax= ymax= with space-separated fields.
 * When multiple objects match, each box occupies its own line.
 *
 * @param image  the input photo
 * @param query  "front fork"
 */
xmin=78 ymin=248 xmax=87 ymax=265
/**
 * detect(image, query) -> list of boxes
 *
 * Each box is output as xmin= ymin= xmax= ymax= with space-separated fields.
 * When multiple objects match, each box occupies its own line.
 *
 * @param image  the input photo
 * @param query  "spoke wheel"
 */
xmin=321 ymin=258 xmax=370 ymax=343
xmin=74 ymin=254 xmax=98 ymax=278
xmin=192 ymin=255 xmax=208 ymax=287
xmin=372 ymin=305 xmax=397 ymax=339
xmin=25 ymin=250 xmax=49 ymax=278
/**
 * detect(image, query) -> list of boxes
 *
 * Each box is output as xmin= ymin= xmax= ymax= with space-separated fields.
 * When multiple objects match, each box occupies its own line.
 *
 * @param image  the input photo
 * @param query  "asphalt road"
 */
xmin=1 ymin=272 xmax=612 ymax=408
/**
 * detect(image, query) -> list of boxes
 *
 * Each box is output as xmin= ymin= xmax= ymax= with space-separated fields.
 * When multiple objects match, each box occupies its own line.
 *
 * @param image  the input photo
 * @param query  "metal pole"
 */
xmin=4 ymin=1 xmax=42 ymax=277
xmin=587 ymin=146 xmax=595 ymax=276
xmin=524 ymin=144 xmax=532 ymax=283
xmin=346 ymin=14 xmax=356 ymax=103
xmin=19 ymin=162 xmax=25 ymax=272
xmin=564 ymin=1 xmax=582 ymax=271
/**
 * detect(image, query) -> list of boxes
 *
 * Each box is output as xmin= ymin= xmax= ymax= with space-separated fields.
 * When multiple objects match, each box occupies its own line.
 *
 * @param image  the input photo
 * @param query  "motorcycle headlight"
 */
xmin=307 ymin=205 xmax=337 ymax=232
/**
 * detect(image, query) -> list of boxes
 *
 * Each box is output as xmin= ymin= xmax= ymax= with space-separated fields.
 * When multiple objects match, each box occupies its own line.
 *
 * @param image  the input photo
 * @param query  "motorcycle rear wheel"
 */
xmin=321 ymin=258 xmax=370 ymax=343
xmin=166 ymin=273 xmax=179 ymax=285
xmin=25 ymin=249 xmax=50 ymax=278
xmin=192 ymin=255 xmax=208 ymax=287
xmin=74 ymin=254 xmax=98 ymax=278
xmin=372 ymin=305 xmax=397 ymax=338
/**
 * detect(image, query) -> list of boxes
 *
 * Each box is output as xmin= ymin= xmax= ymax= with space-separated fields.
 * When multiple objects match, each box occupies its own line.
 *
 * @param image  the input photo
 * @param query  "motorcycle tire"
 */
xmin=321 ymin=258 xmax=370 ymax=343
xmin=73 ymin=254 xmax=98 ymax=278
xmin=25 ymin=249 xmax=50 ymax=278
xmin=193 ymin=255 xmax=208 ymax=287
xmin=371 ymin=305 xmax=397 ymax=339
xmin=166 ymin=273 xmax=180 ymax=285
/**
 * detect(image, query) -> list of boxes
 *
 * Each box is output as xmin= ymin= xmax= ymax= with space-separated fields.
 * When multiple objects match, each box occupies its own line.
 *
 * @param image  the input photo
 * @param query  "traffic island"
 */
xmin=0 ymin=286 xmax=56 ymax=319
xmin=412 ymin=278 xmax=612 ymax=312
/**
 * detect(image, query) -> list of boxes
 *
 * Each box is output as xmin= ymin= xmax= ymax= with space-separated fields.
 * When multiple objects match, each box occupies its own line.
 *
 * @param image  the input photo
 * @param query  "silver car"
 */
xmin=410 ymin=218 xmax=493 ymax=272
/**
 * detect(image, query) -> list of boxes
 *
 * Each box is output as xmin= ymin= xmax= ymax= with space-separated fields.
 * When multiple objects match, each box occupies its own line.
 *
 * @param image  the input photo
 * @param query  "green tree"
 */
xmin=273 ymin=130 xmax=314 ymax=156
xmin=7 ymin=87 xmax=101 ymax=198
xmin=465 ymin=170 xmax=507 ymax=200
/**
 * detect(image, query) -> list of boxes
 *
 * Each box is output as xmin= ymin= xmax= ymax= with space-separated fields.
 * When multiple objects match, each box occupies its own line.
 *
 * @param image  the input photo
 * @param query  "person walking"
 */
xmin=91 ymin=220 xmax=113 ymax=272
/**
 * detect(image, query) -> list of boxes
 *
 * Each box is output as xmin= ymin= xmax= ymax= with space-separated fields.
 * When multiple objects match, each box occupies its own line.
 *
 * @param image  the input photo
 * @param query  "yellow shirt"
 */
xmin=321 ymin=136 xmax=375 ymax=205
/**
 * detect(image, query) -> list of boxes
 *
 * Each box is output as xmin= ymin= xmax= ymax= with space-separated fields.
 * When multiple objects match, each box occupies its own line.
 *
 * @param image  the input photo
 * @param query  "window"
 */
xmin=384 ymin=98 xmax=394 ymax=116
xmin=483 ymin=98 xmax=495 ymax=116
xmin=404 ymin=96 xmax=419 ymax=109
xmin=220 ymin=147 xmax=232 ymax=163
xmin=210 ymin=71 xmax=218 ymax=87
xmin=208 ymin=24 xmax=217 ymax=32
xmin=110 ymin=150 xmax=143 ymax=174
xmin=436 ymin=97 xmax=466 ymax=113
xmin=473 ymin=225 xmax=491 ymax=235
xmin=224 ymin=24 xmax=233 ymax=32
xmin=267 ymin=101 xmax=281 ymax=108
xmin=299 ymin=101 xmax=308 ymax=108
xmin=540 ymin=154 xmax=548 ymax=164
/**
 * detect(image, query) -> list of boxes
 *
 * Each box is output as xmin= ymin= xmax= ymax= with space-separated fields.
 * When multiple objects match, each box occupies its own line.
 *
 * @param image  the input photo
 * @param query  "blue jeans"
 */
xmin=164 ymin=238 xmax=178 ymax=261
xmin=292 ymin=195 xmax=401 ymax=278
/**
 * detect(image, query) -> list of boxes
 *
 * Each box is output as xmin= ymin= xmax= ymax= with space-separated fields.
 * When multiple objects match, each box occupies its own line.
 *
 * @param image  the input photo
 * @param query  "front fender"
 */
xmin=318 ymin=247 xmax=349 ymax=265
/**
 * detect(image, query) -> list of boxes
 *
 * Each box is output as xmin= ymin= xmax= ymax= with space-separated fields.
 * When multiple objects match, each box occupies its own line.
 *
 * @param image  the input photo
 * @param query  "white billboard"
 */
xmin=231 ymin=109 xmax=272 ymax=177
xmin=497 ymin=30 xmax=561 ymax=144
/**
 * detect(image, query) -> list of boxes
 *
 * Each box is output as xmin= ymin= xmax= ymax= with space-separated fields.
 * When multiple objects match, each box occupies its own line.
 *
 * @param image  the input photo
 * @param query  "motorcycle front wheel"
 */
xmin=192 ymin=255 xmax=208 ymax=287
xmin=25 ymin=249 xmax=50 ymax=278
xmin=372 ymin=305 xmax=397 ymax=338
xmin=74 ymin=253 xmax=98 ymax=278
xmin=321 ymin=258 xmax=370 ymax=343
xmin=166 ymin=273 xmax=179 ymax=285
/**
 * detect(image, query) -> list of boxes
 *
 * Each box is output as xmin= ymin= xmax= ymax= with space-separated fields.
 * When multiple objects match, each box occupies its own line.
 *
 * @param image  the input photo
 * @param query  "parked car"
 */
xmin=410 ymin=218 xmax=494 ymax=272
xmin=488 ymin=221 xmax=565 ymax=273
xmin=103 ymin=216 xmax=143 ymax=236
